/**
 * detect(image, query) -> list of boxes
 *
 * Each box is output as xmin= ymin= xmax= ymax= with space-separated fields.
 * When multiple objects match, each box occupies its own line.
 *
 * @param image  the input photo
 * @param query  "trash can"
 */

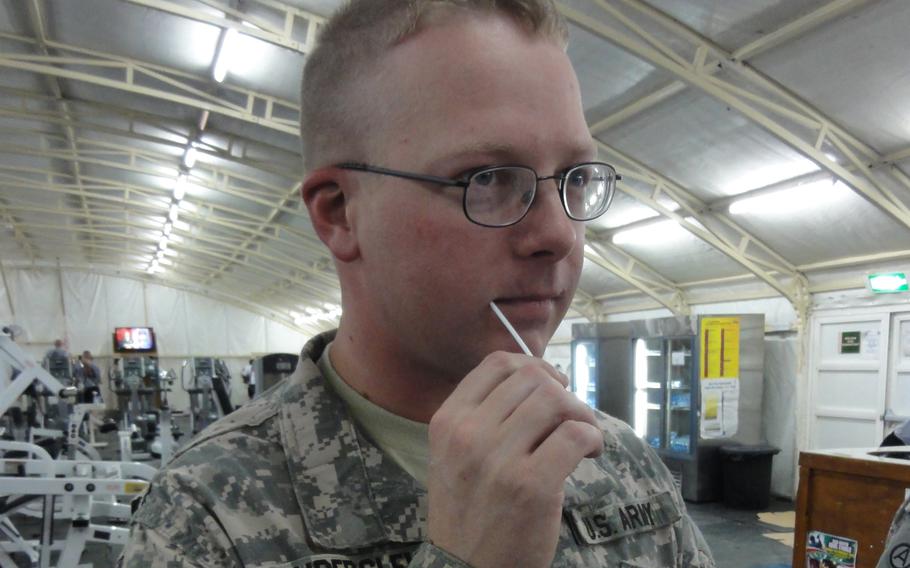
xmin=719 ymin=444 xmax=780 ymax=509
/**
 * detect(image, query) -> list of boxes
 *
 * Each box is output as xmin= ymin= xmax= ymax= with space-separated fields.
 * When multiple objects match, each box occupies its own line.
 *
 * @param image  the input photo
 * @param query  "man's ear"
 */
xmin=301 ymin=167 xmax=360 ymax=262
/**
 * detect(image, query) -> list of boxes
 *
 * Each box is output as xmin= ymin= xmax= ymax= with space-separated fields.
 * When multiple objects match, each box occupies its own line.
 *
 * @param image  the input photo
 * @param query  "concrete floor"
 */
xmin=689 ymin=497 xmax=795 ymax=568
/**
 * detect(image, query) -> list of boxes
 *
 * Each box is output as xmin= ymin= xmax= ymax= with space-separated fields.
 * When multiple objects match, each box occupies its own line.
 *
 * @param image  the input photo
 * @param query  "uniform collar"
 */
xmin=278 ymin=330 xmax=427 ymax=550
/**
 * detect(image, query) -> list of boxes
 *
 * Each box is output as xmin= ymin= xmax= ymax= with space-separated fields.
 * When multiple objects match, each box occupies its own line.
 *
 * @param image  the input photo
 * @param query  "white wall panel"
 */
xmin=265 ymin=319 xmax=306 ymax=355
xmin=225 ymin=305 xmax=266 ymax=356
xmin=105 ymin=276 xmax=146 ymax=333
xmin=185 ymin=293 xmax=227 ymax=355
xmin=8 ymin=269 xmax=64 ymax=349
xmin=62 ymin=271 xmax=109 ymax=356
xmin=764 ymin=335 xmax=797 ymax=499
xmin=145 ymin=284 xmax=190 ymax=356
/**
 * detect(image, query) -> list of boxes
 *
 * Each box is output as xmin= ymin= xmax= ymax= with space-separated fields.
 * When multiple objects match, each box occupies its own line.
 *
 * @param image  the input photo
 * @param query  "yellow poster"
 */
xmin=699 ymin=317 xmax=740 ymax=379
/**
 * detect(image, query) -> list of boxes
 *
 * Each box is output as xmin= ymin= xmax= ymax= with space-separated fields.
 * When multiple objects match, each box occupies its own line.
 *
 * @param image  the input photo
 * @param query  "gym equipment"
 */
xmin=110 ymin=357 xmax=180 ymax=462
xmin=252 ymin=353 xmax=298 ymax=398
xmin=181 ymin=357 xmax=234 ymax=436
xmin=0 ymin=325 xmax=156 ymax=567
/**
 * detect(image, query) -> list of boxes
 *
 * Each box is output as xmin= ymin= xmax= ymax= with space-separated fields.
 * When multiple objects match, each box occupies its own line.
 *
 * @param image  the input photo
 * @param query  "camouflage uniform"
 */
xmin=878 ymin=494 xmax=910 ymax=568
xmin=121 ymin=331 xmax=715 ymax=567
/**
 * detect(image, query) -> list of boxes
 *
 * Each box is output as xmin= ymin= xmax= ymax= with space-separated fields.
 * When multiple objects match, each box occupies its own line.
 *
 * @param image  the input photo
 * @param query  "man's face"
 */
xmin=349 ymin=13 xmax=593 ymax=382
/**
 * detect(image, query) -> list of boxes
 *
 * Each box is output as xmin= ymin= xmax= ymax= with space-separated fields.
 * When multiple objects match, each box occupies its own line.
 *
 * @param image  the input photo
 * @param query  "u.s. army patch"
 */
xmin=567 ymin=491 xmax=681 ymax=546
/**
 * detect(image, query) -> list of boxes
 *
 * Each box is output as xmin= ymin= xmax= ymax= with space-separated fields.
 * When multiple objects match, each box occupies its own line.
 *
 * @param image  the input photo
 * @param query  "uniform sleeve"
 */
xmin=408 ymin=541 xmax=474 ymax=568
xmin=673 ymin=510 xmax=715 ymax=567
xmin=120 ymin=523 xmax=208 ymax=568
xmin=878 ymin=495 xmax=910 ymax=568
xmin=120 ymin=468 xmax=243 ymax=568
xmin=635 ymin=430 xmax=716 ymax=567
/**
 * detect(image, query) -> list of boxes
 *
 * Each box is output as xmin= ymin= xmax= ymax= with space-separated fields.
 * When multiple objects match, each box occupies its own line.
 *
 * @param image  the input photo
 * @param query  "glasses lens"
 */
xmin=465 ymin=167 xmax=537 ymax=226
xmin=563 ymin=163 xmax=616 ymax=221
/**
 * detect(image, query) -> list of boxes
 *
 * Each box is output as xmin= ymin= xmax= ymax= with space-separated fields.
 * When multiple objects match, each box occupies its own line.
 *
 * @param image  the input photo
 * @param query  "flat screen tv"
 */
xmin=113 ymin=327 xmax=157 ymax=354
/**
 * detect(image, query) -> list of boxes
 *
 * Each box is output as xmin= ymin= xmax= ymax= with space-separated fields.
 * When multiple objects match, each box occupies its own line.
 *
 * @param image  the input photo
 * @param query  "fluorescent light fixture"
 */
xmin=824 ymin=153 xmax=839 ymax=163
xmin=173 ymin=174 xmax=188 ymax=201
xmin=182 ymin=144 xmax=198 ymax=169
xmin=728 ymin=179 xmax=850 ymax=216
xmin=146 ymin=266 xmax=155 ymax=274
xmin=168 ymin=203 xmax=180 ymax=223
xmin=156 ymin=249 xmax=165 ymax=259
xmin=213 ymin=28 xmax=239 ymax=83
xmin=612 ymin=218 xmax=691 ymax=246
xmin=158 ymin=237 xmax=169 ymax=250
xmin=867 ymin=272 xmax=909 ymax=294
xmin=163 ymin=222 xmax=173 ymax=236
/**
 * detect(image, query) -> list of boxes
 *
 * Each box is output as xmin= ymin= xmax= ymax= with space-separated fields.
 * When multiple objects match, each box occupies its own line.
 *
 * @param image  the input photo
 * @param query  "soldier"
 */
xmin=122 ymin=1 xmax=715 ymax=566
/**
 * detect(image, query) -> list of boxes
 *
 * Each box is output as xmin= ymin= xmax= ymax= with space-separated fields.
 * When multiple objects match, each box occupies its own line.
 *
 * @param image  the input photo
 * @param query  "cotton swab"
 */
xmin=489 ymin=301 xmax=532 ymax=356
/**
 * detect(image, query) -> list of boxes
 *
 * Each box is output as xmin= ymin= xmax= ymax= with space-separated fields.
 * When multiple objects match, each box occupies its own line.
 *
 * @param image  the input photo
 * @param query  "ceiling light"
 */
xmin=169 ymin=203 xmax=180 ymax=223
xmin=156 ymin=249 xmax=165 ymax=259
xmin=612 ymin=218 xmax=690 ymax=246
xmin=213 ymin=28 xmax=239 ymax=83
xmin=728 ymin=179 xmax=849 ymax=216
xmin=163 ymin=222 xmax=173 ymax=236
xmin=173 ymin=174 xmax=188 ymax=201
xmin=182 ymin=144 xmax=198 ymax=169
xmin=158 ymin=236 xmax=169 ymax=250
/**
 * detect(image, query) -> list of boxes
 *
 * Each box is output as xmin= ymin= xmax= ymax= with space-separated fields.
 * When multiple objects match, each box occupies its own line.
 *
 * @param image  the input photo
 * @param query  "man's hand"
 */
xmin=426 ymin=351 xmax=604 ymax=568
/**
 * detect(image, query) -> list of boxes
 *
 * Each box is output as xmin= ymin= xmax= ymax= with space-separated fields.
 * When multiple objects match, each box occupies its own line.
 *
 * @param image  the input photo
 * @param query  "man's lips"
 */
xmin=494 ymin=292 xmax=564 ymax=304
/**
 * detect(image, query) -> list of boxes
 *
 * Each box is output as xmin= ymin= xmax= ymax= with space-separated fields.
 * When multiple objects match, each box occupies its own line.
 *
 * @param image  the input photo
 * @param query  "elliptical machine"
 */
xmin=110 ymin=357 xmax=180 ymax=461
xmin=181 ymin=357 xmax=234 ymax=436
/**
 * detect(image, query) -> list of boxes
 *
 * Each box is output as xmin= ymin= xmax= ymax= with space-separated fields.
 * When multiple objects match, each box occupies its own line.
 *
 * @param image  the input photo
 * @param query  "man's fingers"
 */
xmin=442 ymin=352 xmax=566 ymax=411
xmin=531 ymin=420 xmax=604 ymax=484
xmin=497 ymin=379 xmax=599 ymax=457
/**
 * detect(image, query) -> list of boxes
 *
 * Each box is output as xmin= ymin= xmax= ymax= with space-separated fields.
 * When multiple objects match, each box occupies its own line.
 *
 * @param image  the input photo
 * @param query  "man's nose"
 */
xmin=511 ymin=179 xmax=578 ymax=260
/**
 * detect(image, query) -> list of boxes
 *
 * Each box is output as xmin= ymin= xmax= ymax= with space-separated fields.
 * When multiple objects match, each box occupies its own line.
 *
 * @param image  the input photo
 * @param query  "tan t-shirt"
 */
xmin=318 ymin=342 xmax=429 ymax=486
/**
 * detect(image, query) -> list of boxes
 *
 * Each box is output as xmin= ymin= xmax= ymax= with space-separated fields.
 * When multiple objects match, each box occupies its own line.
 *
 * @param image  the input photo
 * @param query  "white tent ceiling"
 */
xmin=0 ymin=0 xmax=908 ymax=335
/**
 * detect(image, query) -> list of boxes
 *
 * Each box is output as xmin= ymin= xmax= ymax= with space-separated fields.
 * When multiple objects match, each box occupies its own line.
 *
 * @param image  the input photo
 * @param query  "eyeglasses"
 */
xmin=336 ymin=161 xmax=620 ymax=228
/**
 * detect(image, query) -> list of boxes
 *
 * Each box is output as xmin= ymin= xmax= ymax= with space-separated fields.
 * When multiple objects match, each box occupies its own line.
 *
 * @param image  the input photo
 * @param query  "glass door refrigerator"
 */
xmin=571 ymin=314 xmax=765 ymax=502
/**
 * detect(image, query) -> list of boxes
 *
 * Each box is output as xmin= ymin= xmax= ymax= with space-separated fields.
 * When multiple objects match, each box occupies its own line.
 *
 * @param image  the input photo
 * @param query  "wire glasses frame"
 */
xmin=336 ymin=161 xmax=620 ymax=228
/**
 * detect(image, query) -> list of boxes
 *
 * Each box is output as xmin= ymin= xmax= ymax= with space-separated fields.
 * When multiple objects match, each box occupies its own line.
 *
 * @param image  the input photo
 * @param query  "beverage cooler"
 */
xmin=571 ymin=315 xmax=765 ymax=502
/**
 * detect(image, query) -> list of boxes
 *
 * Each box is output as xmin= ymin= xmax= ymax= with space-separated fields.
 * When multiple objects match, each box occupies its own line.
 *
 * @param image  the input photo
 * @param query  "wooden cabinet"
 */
xmin=794 ymin=448 xmax=910 ymax=568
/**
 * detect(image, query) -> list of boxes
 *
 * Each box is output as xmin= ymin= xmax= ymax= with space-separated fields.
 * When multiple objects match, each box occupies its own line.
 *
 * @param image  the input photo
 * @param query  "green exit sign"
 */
xmin=867 ymin=272 xmax=909 ymax=293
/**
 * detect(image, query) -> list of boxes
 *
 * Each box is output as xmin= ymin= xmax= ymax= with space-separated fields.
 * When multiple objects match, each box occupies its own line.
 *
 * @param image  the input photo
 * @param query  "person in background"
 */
xmin=74 ymin=350 xmax=102 ymax=404
xmin=881 ymin=419 xmax=910 ymax=448
xmin=241 ymin=358 xmax=256 ymax=400
xmin=121 ymin=1 xmax=714 ymax=566
xmin=43 ymin=339 xmax=69 ymax=365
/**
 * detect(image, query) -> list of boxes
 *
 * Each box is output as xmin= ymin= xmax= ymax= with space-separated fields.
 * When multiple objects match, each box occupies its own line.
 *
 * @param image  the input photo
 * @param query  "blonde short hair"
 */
xmin=300 ymin=0 xmax=568 ymax=172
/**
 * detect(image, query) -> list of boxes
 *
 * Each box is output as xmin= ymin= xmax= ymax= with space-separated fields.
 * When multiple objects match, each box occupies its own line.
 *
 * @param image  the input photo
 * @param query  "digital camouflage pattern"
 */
xmin=878 ymin=494 xmax=910 ymax=568
xmin=121 ymin=331 xmax=715 ymax=567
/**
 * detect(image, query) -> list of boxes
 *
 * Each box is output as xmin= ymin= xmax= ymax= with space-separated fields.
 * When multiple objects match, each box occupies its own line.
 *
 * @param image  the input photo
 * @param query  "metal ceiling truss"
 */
xmin=584 ymin=236 xmax=689 ymax=315
xmin=606 ymin=141 xmax=810 ymax=310
xmin=0 ymin=168 xmax=337 ymax=289
xmin=586 ymin=0 xmax=873 ymax=135
xmin=0 ymin=163 xmax=328 ymax=261
xmin=120 ymin=0 xmax=326 ymax=57
xmin=560 ymin=0 xmax=910 ymax=232
xmin=0 ymin=87 xmax=301 ymax=176
xmin=0 ymin=138 xmax=300 ymax=212
xmin=568 ymin=288 xmax=601 ymax=321
xmin=10 ymin=219 xmax=340 ymax=305
xmin=0 ymin=32 xmax=300 ymax=136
